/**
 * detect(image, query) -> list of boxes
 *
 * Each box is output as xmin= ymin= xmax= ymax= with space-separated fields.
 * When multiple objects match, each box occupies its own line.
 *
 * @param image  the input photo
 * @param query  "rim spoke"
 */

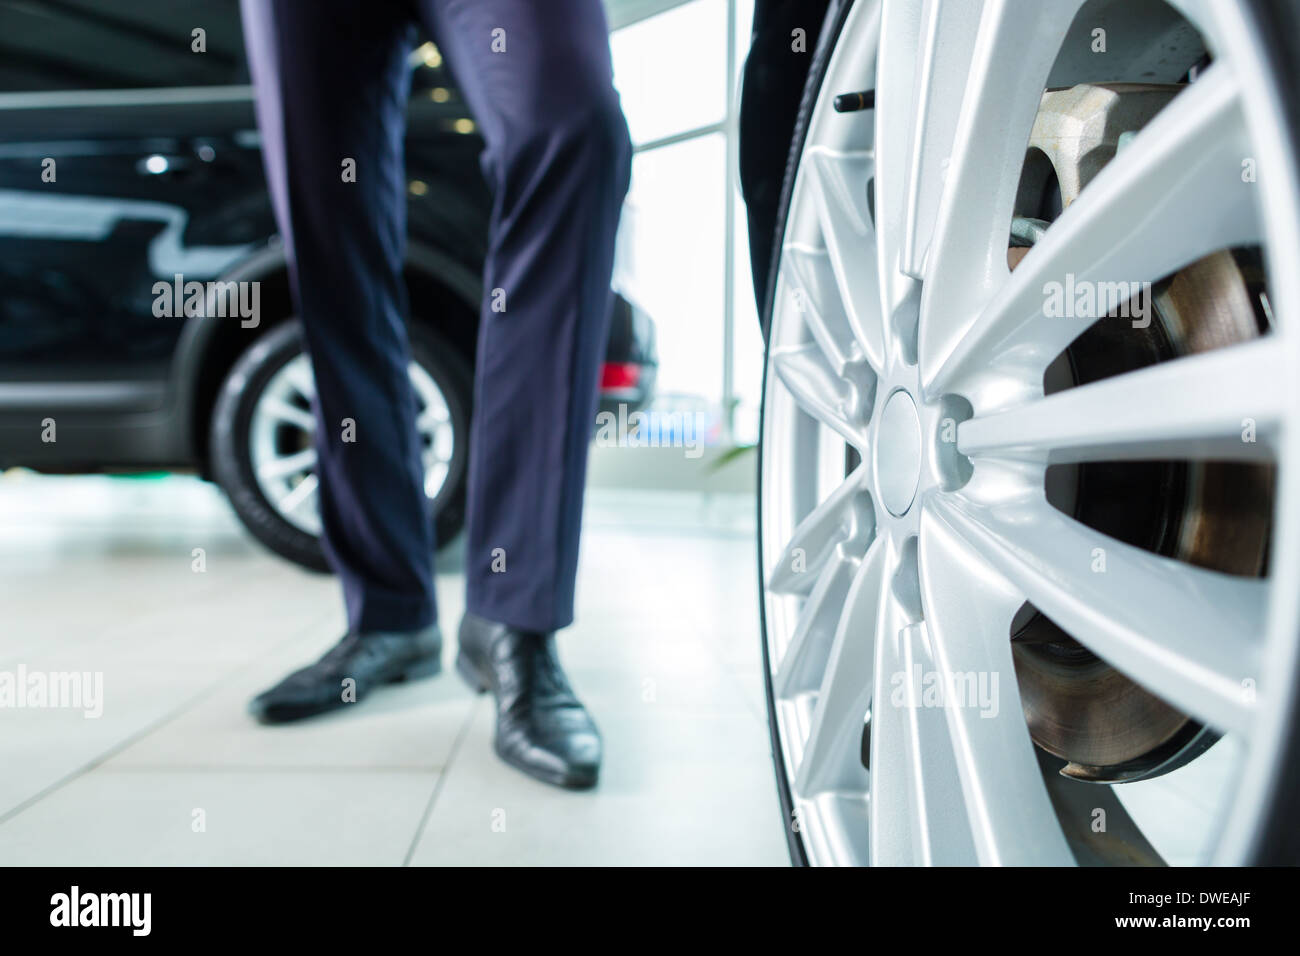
xmin=774 ymin=551 xmax=860 ymax=699
xmin=260 ymin=396 xmax=316 ymax=432
xmin=916 ymin=0 xmax=1087 ymax=395
xmin=415 ymin=407 xmax=447 ymax=433
xmin=793 ymin=538 xmax=883 ymax=798
xmin=768 ymin=464 xmax=871 ymax=596
xmin=783 ymin=244 xmax=872 ymax=376
xmin=927 ymin=64 xmax=1258 ymax=393
xmin=869 ymin=549 xmax=980 ymax=865
xmin=871 ymin=0 xmax=922 ymax=357
xmin=276 ymin=472 xmax=319 ymax=515
xmin=918 ymin=509 xmax=1075 ymax=865
xmin=771 ymin=343 xmax=870 ymax=449
xmin=928 ymin=494 xmax=1263 ymax=736
xmin=806 ymin=148 xmax=886 ymax=370
xmin=958 ymin=338 xmax=1283 ymax=464
xmin=257 ymin=447 xmax=317 ymax=481
xmin=896 ymin=0 xmax=987 ymax=280
xmin=283 ymin=359 xmax=316 ymax=401
xmin=1164 ymin=0 xmax=1216 ymax=31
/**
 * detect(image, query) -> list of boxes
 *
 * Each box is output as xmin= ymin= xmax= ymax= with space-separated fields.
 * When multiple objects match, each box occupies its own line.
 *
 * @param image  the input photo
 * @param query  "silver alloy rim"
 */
xmin=249 ymin=353 xmax=455 ymax=535
xmin=760 ymin=0 xmax=1300 ymax=865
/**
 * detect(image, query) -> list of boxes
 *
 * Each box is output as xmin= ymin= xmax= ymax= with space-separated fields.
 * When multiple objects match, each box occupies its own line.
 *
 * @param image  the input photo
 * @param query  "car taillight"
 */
xmin=600 ymin=362 xmax=641 ymax=392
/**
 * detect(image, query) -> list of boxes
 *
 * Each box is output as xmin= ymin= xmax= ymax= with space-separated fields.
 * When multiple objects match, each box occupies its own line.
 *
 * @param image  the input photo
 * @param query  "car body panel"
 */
xmin=0 ymin=0 xmax=655 ymax=475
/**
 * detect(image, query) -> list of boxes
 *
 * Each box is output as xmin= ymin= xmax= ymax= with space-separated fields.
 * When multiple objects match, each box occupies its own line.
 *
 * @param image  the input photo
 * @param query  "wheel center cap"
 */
xmin=876 ymin=390 xmax=922 ymax=517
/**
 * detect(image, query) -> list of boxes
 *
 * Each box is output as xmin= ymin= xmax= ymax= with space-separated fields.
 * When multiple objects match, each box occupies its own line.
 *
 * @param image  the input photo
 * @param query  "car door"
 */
xmin=0 ymin=0 xmax=270 ymax=411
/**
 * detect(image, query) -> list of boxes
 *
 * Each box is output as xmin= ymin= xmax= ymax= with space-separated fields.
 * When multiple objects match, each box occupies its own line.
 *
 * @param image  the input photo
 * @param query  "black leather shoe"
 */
xmin=456 ymin=613 xmax=601 ymax=789
xmin=249 ymin=625 xmax=442 ymax=723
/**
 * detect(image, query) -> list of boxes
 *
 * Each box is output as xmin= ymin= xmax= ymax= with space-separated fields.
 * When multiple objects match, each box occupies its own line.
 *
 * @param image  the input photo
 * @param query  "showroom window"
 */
xmin=609 ymin=0 xmax=760 ymax=452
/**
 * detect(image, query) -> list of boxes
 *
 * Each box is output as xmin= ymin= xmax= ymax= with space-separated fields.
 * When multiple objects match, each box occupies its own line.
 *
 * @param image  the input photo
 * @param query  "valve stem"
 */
xmin=833 ymin=90 xmax=875 ymax=113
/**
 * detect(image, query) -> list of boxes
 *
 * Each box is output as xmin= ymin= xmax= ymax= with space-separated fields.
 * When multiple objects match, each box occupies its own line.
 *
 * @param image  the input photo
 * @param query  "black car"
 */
xmin=0 ymin=0 xmax=656 ymax=572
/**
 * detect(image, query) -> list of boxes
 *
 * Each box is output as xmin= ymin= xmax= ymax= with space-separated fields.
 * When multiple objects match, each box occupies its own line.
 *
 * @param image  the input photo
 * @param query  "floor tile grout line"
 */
xmin=402 ymin=695 xmax=481 ymax=867
xmin=0 ymin=610 xmax=331 ymax=828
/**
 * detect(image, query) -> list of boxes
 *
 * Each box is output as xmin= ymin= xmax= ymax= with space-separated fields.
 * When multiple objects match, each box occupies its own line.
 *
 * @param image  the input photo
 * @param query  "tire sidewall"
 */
xmin=755 ymin=0 xmax=857 ymax=866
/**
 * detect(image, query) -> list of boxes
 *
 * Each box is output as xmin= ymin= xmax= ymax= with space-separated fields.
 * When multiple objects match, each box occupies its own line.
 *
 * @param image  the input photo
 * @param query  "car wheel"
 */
xmin=210 ymin=320 xmax=471 ymax=572
xmin=757 ymin=0 xmax=1300 ymax=864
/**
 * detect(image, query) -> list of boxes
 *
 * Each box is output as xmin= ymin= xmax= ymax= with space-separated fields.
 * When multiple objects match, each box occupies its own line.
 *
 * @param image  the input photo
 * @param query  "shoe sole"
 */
xmin=494 ymin=743 xmax=599 ymax=790
xmin=252 ymin=654 xmax=443 ymax=724
xmin=393 ymin=655 xmax=443 ymax=682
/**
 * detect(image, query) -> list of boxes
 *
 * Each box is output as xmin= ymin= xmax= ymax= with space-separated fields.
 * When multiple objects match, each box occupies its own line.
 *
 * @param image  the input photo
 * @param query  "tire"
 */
xmin=756 ymin=0 xmax=1300 ymax=866
xmin=755 ymin=0 xmax=857 ymax=866
xmin=210 ymin=320 xmax=472 ymax=573
xmin=1233 ymin=0 xmax=1300 ymax=867
xmin=740 ymin=0 xmax=834 ymax=313
xmin=755 ymin=0 xmax=854 ymax=345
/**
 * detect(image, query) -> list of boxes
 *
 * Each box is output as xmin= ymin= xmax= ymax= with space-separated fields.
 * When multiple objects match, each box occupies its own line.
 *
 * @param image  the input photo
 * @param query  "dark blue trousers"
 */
xmin=241 ymin=0 xmax=632 ymax=633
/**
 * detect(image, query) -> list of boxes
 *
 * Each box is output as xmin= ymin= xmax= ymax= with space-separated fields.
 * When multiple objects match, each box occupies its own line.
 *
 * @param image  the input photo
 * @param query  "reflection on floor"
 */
xmin=0 ymin=473 xmax=787 ymax=866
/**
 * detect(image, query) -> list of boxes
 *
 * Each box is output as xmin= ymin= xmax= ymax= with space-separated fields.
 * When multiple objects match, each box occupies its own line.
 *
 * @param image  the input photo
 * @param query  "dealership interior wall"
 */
xmin=0 ymin=0 xmax=787 ymax=865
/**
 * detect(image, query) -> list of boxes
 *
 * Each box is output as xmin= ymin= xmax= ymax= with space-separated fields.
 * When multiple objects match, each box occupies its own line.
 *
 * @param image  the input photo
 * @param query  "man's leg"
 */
xmin=417 ymin=0 xmax=632 ymax=632
xmin=242 ymin=0 xmax=435 ymax=633
xmin=241 ymin=0 xmax=443 ymax=724
xmin=415 ymin=0 xmax=632 ymax=788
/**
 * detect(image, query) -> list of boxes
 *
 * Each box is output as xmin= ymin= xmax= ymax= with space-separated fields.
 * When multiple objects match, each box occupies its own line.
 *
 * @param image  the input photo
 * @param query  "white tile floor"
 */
xmin=0 ymin=472 xmax=788 ymax=866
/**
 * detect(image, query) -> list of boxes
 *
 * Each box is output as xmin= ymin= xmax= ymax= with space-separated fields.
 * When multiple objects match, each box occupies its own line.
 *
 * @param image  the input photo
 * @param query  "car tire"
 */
xmin=209 ymin=320 xmax=472 ymax=573
xmin=755 ymin=0 xmax=856 ymax=867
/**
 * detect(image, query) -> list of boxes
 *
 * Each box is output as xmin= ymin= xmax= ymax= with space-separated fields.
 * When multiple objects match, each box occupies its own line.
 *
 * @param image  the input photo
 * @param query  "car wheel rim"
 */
xmin=249 ymin=352 xmax=456 ymax=536
xmin=760 ymin=0 xmax=1300 ymax=865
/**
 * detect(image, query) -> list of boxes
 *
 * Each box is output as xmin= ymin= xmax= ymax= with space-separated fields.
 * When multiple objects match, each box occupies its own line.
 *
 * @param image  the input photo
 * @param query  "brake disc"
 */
xmin=1007 ymin=83 xmax=1273 ymax=782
